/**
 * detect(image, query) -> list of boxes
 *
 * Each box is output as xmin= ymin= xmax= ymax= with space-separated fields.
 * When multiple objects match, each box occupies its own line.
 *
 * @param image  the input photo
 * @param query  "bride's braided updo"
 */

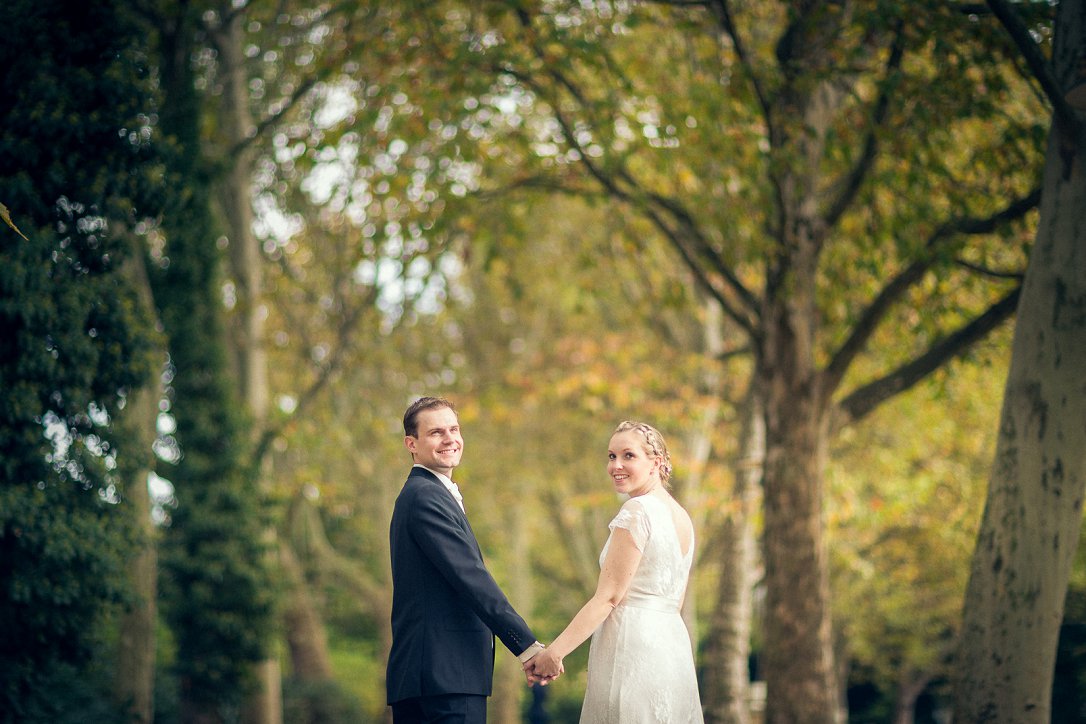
xmin=613 ymin=420 xmax=673 ymax=488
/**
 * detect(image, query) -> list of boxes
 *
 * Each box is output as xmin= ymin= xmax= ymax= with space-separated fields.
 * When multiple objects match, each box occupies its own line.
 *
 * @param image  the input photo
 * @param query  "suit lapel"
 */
xmin=410 ymin=468 xmax=478 ymax=546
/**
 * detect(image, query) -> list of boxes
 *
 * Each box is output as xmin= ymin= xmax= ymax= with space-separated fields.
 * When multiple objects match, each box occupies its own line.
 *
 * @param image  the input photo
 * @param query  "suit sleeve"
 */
xmin=407 ymin=489 xmax=535 ymax=656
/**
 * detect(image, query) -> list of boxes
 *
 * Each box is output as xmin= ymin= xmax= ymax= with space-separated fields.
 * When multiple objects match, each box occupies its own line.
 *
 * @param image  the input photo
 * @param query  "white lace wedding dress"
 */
xmin=580 ymin=494 xmax=704 ymax=723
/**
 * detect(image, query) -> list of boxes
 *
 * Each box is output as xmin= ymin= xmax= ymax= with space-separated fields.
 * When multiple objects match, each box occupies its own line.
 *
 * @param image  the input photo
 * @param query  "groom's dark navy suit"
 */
xmin=386 ymin=466 xmax=536 ymax=716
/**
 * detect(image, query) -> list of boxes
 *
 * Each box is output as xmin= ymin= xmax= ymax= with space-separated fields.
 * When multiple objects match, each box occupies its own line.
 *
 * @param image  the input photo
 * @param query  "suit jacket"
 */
xmin=386 ymin=467 xmax=535 ymax=704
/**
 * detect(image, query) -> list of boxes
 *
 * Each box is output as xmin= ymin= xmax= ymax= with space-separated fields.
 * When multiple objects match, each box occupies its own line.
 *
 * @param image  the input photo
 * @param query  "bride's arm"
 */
xmin=528 ymin=529 xmax=643 ymax=677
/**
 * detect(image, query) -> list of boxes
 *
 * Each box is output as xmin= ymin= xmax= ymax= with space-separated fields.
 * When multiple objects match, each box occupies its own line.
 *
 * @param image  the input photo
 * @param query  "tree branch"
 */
xmin=706 ymin=0 xmax=773 ymax=127
xmin=985 ymin=0 xmax=1082 ymax=135
xmin=645 ymin=0 xmax=713 ymax=7
xmin=251 ymin=286 xmax=376 ymax=469
xmin=641 ymin=188 xmax=761 ymax=313
xmin=472 ymin=174 xmax=609 ymax=202
xmin=954 ymin=257 xmax=1026 ymax=281
xmin=287 ymin=493 xmax=388 ymax=608
xmin=822 ymin=186 xmax=1039 ymax=396
xmin=833 ymin=286 xmax=1020 ymax=430
xmin=238 ymin=74 xmax=325 ymax=155
xmin=645 ymin=206 xmax=759 ymax=337
xmin=823 ymin=22 xmax=906 ymax=230
xmin=539 ymin=488 xmax=602 ymax=594
xmin=228 ymin=3 xmax=375 ymax=155
xmin=501 ymin=19 xmax=761 ymax=333
xmin=954 ymin=2 xmax=1055 ymax=23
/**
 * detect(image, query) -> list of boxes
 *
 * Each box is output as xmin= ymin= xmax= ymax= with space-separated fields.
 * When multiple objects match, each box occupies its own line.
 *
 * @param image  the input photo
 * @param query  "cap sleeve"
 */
xmin=609 ymin=498 xmax=651 ymax=552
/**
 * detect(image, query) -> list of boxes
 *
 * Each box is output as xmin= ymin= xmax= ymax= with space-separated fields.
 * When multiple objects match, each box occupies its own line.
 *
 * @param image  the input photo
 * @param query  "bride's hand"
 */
xmin=525 ymin=647 xmax=563 ymax=684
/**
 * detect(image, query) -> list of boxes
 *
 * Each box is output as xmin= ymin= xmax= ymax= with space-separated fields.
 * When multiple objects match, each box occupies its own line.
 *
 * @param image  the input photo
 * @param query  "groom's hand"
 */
xmin=519 ymin=641 xmax=548 ymax=684
xmin=522 ymin=657 xmax=539 ymax=685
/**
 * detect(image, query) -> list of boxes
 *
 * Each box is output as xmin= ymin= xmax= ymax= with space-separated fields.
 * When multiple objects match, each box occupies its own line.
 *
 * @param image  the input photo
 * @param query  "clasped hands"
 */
xmin=522 ymin=646 xmax=563 ymax=685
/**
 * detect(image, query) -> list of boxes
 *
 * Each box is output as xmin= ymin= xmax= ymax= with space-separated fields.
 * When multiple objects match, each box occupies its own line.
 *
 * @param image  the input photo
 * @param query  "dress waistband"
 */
xmin=620 ymin=592 xmax=680 ymax=613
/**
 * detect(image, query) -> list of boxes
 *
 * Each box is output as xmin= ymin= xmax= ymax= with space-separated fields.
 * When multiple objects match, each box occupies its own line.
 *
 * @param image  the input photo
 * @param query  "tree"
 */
xmin=143 ymin=3 xmax=440 ymax=718
xmin=830 ymin=348 xmax=1005 ymax=721
xmin=150 ymin=2 xmax=495 ymax=716
xmin=954 ymin=0 xmax=1086 ymax=719
xmin=0 ymin=0 xmax=163 ymax=718
xmin=111 ymin=250 xmax=165 ymax=724
xmin=399 ymin=2 xmax=1044 ymax=720
xmin=149 ymin=3 xmax=276 ymax=720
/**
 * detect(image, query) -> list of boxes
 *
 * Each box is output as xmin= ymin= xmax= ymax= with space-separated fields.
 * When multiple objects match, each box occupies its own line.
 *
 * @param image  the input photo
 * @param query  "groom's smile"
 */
xmin=405 ymin=406 xmax=465 ymax=476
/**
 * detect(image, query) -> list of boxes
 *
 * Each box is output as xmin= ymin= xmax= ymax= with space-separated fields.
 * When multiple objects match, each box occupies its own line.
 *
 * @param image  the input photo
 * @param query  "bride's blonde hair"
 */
xmin=613 ymin=420 xmax=673 ymax=488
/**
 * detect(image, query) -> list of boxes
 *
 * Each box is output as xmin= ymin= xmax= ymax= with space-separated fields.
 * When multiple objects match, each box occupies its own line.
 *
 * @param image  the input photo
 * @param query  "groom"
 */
xmin=387 ymin=396 xmax=549 ymax=723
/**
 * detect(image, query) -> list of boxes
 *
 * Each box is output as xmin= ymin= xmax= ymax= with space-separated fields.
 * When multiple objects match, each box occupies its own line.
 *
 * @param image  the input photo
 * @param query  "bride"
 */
xmin=526 ymin=421 xmax=703 ymax=723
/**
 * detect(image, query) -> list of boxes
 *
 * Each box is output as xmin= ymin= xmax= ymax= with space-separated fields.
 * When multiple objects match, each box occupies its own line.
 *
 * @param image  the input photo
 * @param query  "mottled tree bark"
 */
xmin=759 ymin=349 xmax=840 ymax=724
xmin=113 ymin=250 xmax=162 ymax=724
xmin=700 ymin=391 xmax=761 ymax=724
xmin=280 ymin=540 xmax=334 ymax=680
xmin=954 ymin=1 xmax=1086 ymax=718
xmin=491 ymin=498 xmax=531 ymax=724
xmin=697 ymin=298 xmax=759 ymax=724
xmin=208 ymin=8 xmax=281 ymax=723
xmin=758 ymin=71 xmax=847 ymax=724
xmin=891 ymin=672 xmax=931 ymax=724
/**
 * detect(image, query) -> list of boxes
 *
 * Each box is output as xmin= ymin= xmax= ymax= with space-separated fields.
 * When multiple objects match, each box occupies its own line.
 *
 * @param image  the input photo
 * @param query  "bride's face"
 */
xmin=607 ymin=431 xmax=660 ymax=497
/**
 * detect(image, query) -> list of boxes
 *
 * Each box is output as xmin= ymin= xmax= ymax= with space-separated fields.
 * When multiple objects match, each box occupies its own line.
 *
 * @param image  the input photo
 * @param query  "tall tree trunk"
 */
xmin=891 ymin=672 xmax=930 ymax=724
xmin=954 ymin=1 xmax=1086 ymax=718
xmin=759 ymin=371 xmax=838 ymax=724
xmin=757 ymin=8 xmax=851 ymax=719
xmin=492 ymin=499 xmax=532 ymax=723
xmin=154 ymin=5 xmax=276 ymax=720
xmin=280 ymin=540 xmax=335 ymax=680
xmin=210 ymin=11 xmax=282 ymax=720
xmin=689 ymin=299 xmax=758 ymax=724
xmin=214 ymin=18 xmax=267 ymax=420
xmin=679 ymin=296 xmax=725 ymax=638
xmin=758 ymin=226 xmax=841 ymax=722
xmin=113 ymin=249 xmax=162 ymax=724
xmin=701 ymin=390 xmax=761 ymax=724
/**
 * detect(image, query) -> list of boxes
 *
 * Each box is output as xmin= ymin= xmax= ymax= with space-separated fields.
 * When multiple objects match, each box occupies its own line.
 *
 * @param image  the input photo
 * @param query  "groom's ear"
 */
xmin=404 ymin=435 xmax=417 ymax=455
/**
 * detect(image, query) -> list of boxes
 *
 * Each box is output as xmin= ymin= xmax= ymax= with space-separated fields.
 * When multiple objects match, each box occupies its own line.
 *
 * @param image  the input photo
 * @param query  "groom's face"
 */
xmin=405 ymin=406 xmax=464 ymax=476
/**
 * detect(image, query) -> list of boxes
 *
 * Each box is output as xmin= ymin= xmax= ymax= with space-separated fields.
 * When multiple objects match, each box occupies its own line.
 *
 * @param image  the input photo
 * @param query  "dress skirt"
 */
xmin=579 ymin=595 xmax=703 ymax=724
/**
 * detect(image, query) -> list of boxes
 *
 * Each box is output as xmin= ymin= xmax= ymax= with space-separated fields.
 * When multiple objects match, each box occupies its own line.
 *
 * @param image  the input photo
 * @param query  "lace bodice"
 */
xmin=600 ymin=494 xmax=694 ymax=609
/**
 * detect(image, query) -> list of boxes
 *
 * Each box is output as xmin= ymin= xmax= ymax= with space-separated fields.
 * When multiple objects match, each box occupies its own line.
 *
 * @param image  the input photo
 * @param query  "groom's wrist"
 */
xmin=518 ymin=641 xmax=545 ymax=662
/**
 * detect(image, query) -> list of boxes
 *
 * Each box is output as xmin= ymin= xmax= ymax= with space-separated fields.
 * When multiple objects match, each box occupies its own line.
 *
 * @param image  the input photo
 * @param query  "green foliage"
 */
xmin=0 ymin=0 xmax=163 ymax=717
xmin=147 ymin=4 xmax=276 ymax=715
xmin=829 ymin=344 xmax=1008 ymax=712
xmin=282 ymin=677 xmax=368 ymax=724
xmin=151 ymin=143 xmax=276 ymax=722
xmin=0 ymin=486 xmax=136 ymax=719
xmin=326 ymin=641 xmax=387 ymax=719
xmin=6 ymin=658 xmax=123 ymax=724
xmin=0 ymin=0 xmax=1048 ymax=718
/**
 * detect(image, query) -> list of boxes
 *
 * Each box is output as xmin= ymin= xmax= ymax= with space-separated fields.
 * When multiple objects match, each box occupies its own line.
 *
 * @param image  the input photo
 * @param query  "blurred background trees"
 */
xmin=1 ymin=1 xmax=1082 ymax=723
xmin=0 ymin=0 xmax=164 ymax=719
